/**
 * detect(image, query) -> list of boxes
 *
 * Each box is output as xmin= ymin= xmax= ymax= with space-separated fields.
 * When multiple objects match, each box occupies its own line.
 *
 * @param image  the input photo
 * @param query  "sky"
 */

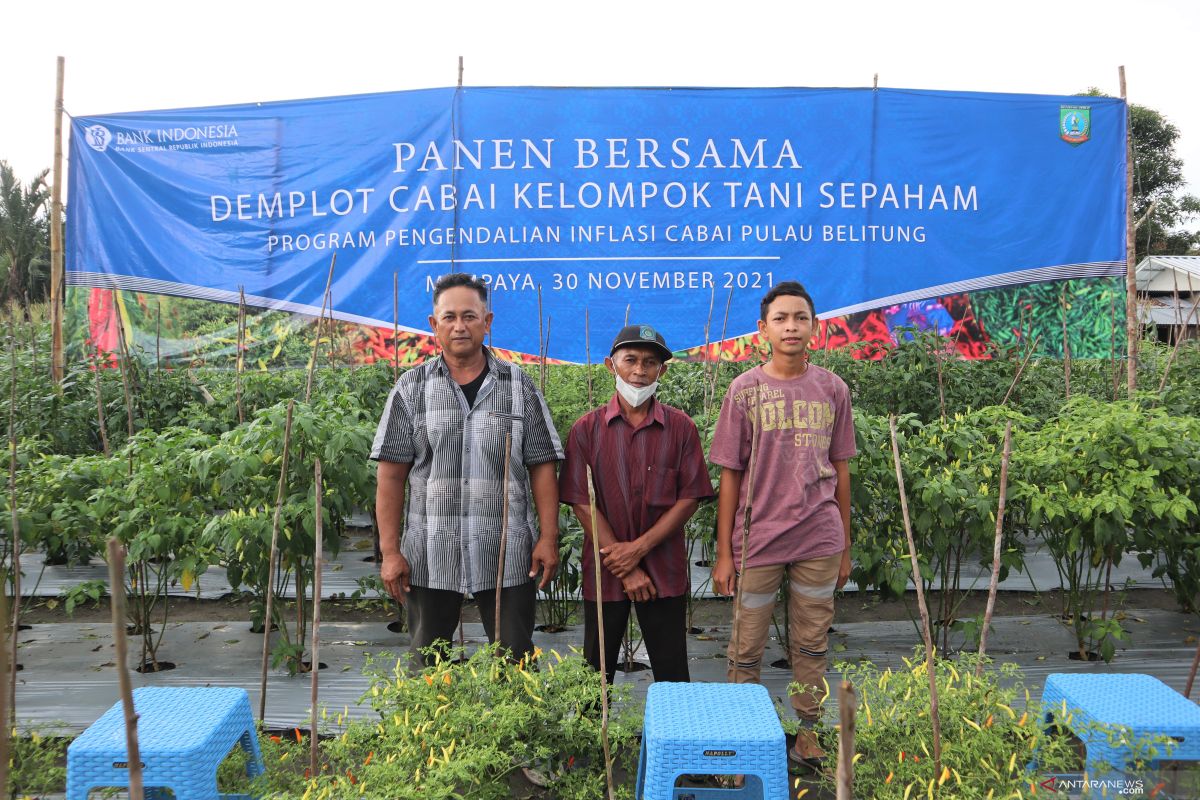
xmin=3 ymin=0 xmax=1199 ymax=200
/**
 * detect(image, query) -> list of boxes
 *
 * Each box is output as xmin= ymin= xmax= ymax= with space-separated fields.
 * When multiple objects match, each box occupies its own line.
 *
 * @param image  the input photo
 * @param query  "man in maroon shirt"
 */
xmin=560 ymin=324 xmax=715 ymax=683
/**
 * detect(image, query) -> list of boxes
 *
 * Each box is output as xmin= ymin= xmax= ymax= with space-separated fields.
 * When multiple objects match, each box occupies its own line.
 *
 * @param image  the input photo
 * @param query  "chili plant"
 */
xmin=1014 ymin=396 xmax=1198 ymax=661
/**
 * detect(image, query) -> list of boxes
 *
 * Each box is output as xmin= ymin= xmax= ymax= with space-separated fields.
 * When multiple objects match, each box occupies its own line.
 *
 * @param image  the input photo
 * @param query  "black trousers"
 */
xmin=583 ymin=594 xmax=690 ymax=685
xmin=405 ymin=581 xmax=537 ymax=669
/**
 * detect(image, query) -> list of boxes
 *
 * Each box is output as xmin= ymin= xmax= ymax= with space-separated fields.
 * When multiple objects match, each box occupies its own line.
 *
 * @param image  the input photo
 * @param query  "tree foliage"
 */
xmin=1083 ymin=89 xmax=1200 ymax=258
xmin=0 ymin=160 xmax=51 ymax=309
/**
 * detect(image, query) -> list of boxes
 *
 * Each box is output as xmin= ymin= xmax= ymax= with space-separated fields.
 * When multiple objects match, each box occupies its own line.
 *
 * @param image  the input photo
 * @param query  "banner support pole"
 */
xmin=1120 ymin=65 xmax=1137 ymax=396
xmin=50 ymin=56 xmax=66 ymax=387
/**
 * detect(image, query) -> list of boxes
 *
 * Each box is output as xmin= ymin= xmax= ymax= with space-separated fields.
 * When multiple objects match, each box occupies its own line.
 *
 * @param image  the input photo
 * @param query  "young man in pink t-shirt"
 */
xmin=709 ymin=281 xmax=856 ymax=773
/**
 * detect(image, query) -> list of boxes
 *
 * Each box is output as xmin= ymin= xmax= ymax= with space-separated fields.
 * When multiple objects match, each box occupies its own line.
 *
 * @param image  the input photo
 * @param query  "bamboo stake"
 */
xmin=932 ymin=331 xmax=947 ymax=422
xmin=1110 ymin=292 xmax=1119 ymax=401
xmin=1158 ymin=293 xmax=1200 ymax=393
xmin=50 ymin=56 xmax=65 ymax=386
xmin=709 ymin=287 xmax=734 ymax=414
xmin=392 ymin=272 xmax=400 ymax=383
xmin=585 ymin=466 xmax=616 ymax=800
xmin=1121 ymin=66 xmax=1137 ymax=396
xmin=0 ymin=578 xmax=10 ymax=800
xmin=977 ymin=421 xmax=1013 ymax=676
xmin=116 ymin=317 xmax=135 ymax=440
xmin=1060 ymin=292 xmax=1071 ymax=401
xmin=536 ymin=285 xmax=545 ymax=389
xmin=236 ymin=286 xmax=246 ymax=424
xmin=700 ymin=285 xmax=715 ymax=408
xmin=259 ymin=400 xmax=295 ymax=722
xmin=107 ymin=538 xmax=144 ymax=800
xmin=304 ymin=254 xmax=336 ymax=403
xmin=584 ymin=308 xmax=593 ymax=407
xmin=9 ymin=306 xmax=22 ymax=721
xmin=889 ymin=416 xmax=941 ymax=785
xmin=836 ymin=680 xmax=857 ymax=800
xmin=1000 ymin=335 xmax=1043 ymax=407
xmin=310 ymin=458 xmax=323 ymax=778
xmin=732 ymin=385 xmax=764 ymax=683
xmin=493 ymin=434 xmax=512 ymax=642
xmin=1186 ymin=638 xmax=1200 ymax=699
xmin=155 ymin=298 xmax=161 ymax=372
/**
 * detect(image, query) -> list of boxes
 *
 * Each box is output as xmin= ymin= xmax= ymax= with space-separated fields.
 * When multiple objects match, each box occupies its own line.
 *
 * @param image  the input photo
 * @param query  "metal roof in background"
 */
xmin=1136 ymin=255 xmax=1200 ymax=292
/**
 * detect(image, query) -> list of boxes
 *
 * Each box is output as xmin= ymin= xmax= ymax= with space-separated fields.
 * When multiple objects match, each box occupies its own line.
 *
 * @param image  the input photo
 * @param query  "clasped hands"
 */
xmin=598 ymin=539 xmax=657 ymax=602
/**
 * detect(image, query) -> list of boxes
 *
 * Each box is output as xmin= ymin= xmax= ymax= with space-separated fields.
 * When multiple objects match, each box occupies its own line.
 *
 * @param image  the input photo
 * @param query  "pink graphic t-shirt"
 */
xmin=708 ymin=364 xmax=857 ymax=569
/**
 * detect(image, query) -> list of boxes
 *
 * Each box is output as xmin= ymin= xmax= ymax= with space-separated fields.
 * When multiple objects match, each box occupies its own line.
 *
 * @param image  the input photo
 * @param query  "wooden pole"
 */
xmin=9 ymin=306 xmax=22 ymax=722
xmin=309 ymin=459 xmax=323 ymax=778
xmin=107 ymin=538 xmax=144 ymax=800
xmin=1060 ymin=293 xmax=1072 ymax=401
xmin=536 ymin=285 xmax=545 ymax=389
xmin=709 ymin=287 xmax=734 ymax=413
xmin=49 ymin=56 xmax=65 ymax=386
xmin=155 ymin=298 xmax=161 ymax=372
xmin=585 ymin=466 xmax=617 ymax=800
xmin=732 ymin=385 xmax=763 ymax=682
xmin=392 ymin=272 xmax=400 ymax=383
xmin=585 ymin=308 xmax=593 ymax=407
xmin=116 ymin=316 xmax=135 ymax=439
xmin=700 ymin=285 xmax=715 ymax=408
xmin=1000 ymin=335 xmax=1042 ymax=407
xmin=94 ymin=347 xmax=111 ymax=457
xmin=977 ymin=421 xmax=1013 ymax=675
xmin=889 ymin=416 xmax=941 ymax=785
xmin=236 ymin=286 xmax=246 ymax=424
xmin=1186 ymin=638 xmax=1200 ymax=699
xmin=1121 ymin=66 xmax=1137 ymax=396
xmin=304 ymin=254 xmax=336 ymax=403
xmin=493 ymin=434 xmax=512 ymax=642
xmin=258 ymin=400 xmax=294 ymax=722
xmin=1158 ymin=293 xmax=1200 ymax=393
xmin=836 ymin=680 xmax=857 ymax=800
xmin=0 ymin=580 xmax=10 ymax=800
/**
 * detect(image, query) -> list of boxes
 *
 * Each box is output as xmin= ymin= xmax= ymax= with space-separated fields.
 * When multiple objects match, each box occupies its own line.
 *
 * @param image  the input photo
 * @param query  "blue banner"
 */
xmin=67 ymin=87 xmax=1126 ymax=362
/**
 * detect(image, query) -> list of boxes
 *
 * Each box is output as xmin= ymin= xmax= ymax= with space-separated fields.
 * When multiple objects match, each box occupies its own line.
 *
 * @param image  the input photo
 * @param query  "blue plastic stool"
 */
xmin=67 ymin=686 xmax=265 ymax=800
xmin=636 ymin=682 xmax=789 ymax=800
xmin=1040 ymin=674 xmax=1200 ymax=779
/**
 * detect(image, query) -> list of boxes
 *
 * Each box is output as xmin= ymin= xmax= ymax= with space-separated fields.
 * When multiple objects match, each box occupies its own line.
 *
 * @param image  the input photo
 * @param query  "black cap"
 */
xmin=610 ymin=324 xmax=672 ymax=362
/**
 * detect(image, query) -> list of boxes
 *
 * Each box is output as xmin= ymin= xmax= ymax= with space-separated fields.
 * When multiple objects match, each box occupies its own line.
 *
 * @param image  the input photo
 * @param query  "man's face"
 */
xmin=429 ymin=286 xmax=492 ymax=358
xmin=605 ymin=345 xmax=667 ymax=387
xmin=757 ymin=294 xmax=815 ymax=356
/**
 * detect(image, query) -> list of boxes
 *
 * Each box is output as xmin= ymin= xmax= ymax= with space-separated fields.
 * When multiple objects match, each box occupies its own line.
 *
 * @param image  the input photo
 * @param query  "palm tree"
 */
xmin=0 ymin=160 xmax=51 ymax=311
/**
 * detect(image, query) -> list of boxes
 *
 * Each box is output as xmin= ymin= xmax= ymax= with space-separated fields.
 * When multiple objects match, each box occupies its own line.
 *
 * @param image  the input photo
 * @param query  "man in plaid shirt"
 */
xmin=372 ymin=273 xmax=563 ymax=667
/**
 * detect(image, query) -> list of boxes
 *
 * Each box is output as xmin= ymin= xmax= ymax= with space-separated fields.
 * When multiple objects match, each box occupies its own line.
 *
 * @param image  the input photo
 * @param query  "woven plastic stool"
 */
xmin=67 ymin=686 xmax=264 ymax=800
xmin=636 ymin=682 xmax=789 ymax=800
xmin=1040 ymin=673 xmax=1200 ymax=778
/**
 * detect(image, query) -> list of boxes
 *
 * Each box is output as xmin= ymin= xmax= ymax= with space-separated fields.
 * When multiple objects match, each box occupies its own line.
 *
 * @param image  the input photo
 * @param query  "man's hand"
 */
xmin=599 ymin=540 xmax=645 ymax=579
xmin=621 ymin=567 xmax=657 ymax=603
xmin=529 ymin=535 xmax=559 ymax=589
xmin=712 ymin=554 xmax=737 ymax=596
xmin=837 ymin=549 xmax=852 ymax=591
xmin=381 ymin=552 xmax=411 ymax=604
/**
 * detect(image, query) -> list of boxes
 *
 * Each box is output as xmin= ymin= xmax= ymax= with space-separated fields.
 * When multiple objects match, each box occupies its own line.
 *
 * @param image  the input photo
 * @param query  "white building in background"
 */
xmin=1136 ymin=256 xmax=1200 ymax=343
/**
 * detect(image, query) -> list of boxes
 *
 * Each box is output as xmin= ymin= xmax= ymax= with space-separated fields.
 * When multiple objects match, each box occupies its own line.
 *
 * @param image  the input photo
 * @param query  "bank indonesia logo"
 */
xmin=84 ymin=125 xmax=112 ymax=152
xmin=1059 ymin=106 xmax=1091 ymax=146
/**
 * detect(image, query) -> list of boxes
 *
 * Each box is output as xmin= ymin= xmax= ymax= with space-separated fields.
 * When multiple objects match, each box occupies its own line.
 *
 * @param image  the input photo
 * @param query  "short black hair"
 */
xmin=760 ymin=281 xmax=816 ymax=320
xmin=432 ymin=273 xmax=488 ymax=306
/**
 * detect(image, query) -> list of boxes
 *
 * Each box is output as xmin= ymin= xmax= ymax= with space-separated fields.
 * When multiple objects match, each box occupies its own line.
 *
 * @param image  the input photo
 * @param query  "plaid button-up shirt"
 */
xmin=370 ymin=350 xmax=564 ymax=594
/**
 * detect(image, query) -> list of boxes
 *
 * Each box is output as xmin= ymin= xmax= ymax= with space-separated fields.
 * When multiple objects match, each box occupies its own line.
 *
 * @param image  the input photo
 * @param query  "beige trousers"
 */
xmin=727 ymin=554 xmax=841 ymax=721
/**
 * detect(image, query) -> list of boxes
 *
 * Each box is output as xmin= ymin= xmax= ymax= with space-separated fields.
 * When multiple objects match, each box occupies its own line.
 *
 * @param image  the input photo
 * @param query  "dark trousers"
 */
xmin=406 ymin=581 xmax=537 ymax=669
xmin=583 ymin=594 xmax=690 ymax=685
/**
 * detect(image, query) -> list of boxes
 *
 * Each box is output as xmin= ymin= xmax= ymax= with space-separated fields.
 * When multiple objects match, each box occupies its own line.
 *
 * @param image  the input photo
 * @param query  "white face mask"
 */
xmin=615 ymin=373 xmax=658 ymax=407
